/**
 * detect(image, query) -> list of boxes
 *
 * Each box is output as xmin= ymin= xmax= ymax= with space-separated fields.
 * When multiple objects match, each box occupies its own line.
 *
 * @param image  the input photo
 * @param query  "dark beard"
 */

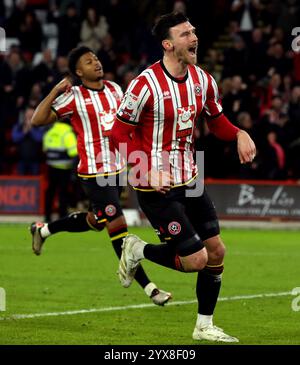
xmin=95 ymin=75 xmax=104 ymax=81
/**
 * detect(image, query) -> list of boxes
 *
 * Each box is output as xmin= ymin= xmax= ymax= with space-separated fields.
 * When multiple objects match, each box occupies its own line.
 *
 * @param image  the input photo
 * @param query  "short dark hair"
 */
xmin=68 ymin=46 xmax=94 ymax=77
xmin=152 ymin=12 xmax=189 ymax=43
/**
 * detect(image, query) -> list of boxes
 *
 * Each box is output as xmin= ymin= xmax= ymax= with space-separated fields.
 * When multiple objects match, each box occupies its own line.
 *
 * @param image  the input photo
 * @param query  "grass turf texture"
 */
xmin=0 ymin=224 xmax=299 ymax=345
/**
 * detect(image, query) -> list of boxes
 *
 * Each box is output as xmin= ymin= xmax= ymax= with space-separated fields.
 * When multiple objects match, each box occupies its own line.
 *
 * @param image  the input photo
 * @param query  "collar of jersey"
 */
xmin=160 ymin=60 xmax=188 ymax=83
xmin=82 ymin=83 xmax=105 ymax=92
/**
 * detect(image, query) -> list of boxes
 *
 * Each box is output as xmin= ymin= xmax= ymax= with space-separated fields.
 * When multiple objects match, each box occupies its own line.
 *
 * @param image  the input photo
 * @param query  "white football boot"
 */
xmin=144 ymin=282 xmax=172 ymax=306
xmin=118 ymin=234 xmax=146 ymax=288
xmin=193 ymin=325 xmax=239 ymax=343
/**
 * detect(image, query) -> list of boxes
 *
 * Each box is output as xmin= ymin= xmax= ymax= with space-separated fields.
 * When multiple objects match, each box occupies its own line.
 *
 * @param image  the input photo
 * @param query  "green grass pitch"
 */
xmin=0 ymin=224 xmax=299 ymax=345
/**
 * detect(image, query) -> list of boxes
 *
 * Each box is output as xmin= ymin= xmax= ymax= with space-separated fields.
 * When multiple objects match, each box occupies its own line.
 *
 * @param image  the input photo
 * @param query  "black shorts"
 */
xmin=137 ymin=186 xmax=220 ymax=257
xmin=79 ymin=175 xmax=123 ymax=223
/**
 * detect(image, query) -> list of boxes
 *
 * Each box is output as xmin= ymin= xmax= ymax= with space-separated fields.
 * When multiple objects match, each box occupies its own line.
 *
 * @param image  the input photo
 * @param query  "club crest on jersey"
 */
xmin=194 ymin=83 xmax=202 ymax=96
xmin=168 ymin=221 xmax=181 ymax=235
xmin=105 ymin=204 xmax=117 ymax=217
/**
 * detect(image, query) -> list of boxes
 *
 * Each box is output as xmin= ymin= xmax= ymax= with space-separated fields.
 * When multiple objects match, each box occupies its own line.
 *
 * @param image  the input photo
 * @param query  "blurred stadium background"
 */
xmin=0 ymin=0 xmax=300 ymax=345
xmin=0 ymin=0 xmax=300 ymax=225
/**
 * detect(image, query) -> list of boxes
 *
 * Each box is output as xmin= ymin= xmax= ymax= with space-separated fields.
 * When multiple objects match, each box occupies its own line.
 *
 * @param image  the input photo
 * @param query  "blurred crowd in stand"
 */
xmin=0 ymin=0 xmax=300 ymax=212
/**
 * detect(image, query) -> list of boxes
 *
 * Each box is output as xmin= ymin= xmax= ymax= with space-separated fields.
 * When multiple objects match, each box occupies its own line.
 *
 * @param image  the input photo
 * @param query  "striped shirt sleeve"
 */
xmin=108 ymin=80 xmax=124 ymax=99
xmin=52 ymin=88 xmax=75 ymax=118
xmin=203 ymin=72 xmax=223 ymax=119
xmin=116 ymin=76 xmax=151 ymax=125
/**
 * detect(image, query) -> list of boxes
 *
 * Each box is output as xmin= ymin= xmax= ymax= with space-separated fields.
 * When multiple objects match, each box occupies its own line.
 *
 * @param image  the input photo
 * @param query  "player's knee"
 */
xmin=87 ymin=211 xmax=106 ymax=232
xmin=181 ymin=248 xmax=208 ymax=272
xmin=194 ymin=249 xmax=208 ymax=271
xmin=204 ymin=235 xmax=226 ymax=263
xmin=210 ymin=242 xmax=226 ymax=263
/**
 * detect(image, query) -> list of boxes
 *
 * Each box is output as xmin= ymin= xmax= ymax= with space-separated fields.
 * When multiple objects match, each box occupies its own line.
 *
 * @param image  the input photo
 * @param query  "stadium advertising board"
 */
xmin=206 ymin=180 xmax=300 ymax=220
xmin=0 ymin=176 xmax=44 ymax=214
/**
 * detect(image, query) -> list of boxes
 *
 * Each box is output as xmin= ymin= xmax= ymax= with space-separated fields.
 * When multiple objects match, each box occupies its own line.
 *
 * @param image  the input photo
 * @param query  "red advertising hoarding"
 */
xmin=0 ymin=176 xmax=44 ymax=214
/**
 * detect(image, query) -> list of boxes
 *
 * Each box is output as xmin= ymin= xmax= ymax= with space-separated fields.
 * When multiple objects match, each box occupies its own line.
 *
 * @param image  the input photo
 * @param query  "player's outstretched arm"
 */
xmin=236 ymin=129 xmax=256 ymax=164
xmin=31 ymin=78 xmax=72 ymax=126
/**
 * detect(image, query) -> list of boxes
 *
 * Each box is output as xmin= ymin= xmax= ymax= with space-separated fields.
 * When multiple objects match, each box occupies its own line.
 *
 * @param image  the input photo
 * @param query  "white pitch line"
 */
xmin=0 ymin=291 xmax=294 ymax=321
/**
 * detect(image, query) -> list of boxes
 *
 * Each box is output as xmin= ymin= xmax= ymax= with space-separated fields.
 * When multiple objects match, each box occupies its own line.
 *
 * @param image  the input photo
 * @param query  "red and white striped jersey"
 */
xmin=52 ymin=81 xmax=125 ymax=176
xmin=116 ymin=60 xmax=223 ymax=186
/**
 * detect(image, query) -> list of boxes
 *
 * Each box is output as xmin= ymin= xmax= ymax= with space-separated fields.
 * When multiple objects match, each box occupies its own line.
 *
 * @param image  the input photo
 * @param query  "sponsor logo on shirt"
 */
xmin=118 ymin=92 xmax=138 ymax=120
xmin=99 ymin=108 xmax=116 ymax=135
xmin=162 ymin=90 xmax=172 ymax=100
xmin=125 ymin=92 xmax=138 ymax=110
xmin=176 ymin=105 xmax=195 ymax=138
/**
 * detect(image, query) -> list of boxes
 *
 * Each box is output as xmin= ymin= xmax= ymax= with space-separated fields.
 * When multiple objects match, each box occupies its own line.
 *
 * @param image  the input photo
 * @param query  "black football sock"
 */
xmin=196 ymin=264 xmax=224 ymax=315
xmin=48 ymin=212 xmax=91 ymax=234
xmin=110 ymin=227 xmax=150 ymax=289
xmin=144 ymin=243 xmax=184 ymax=271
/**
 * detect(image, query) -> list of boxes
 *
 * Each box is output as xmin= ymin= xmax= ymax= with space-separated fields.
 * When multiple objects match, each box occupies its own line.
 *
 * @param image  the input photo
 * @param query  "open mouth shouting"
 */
xmin=188 ymin=45 xmax=197 ymax=57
